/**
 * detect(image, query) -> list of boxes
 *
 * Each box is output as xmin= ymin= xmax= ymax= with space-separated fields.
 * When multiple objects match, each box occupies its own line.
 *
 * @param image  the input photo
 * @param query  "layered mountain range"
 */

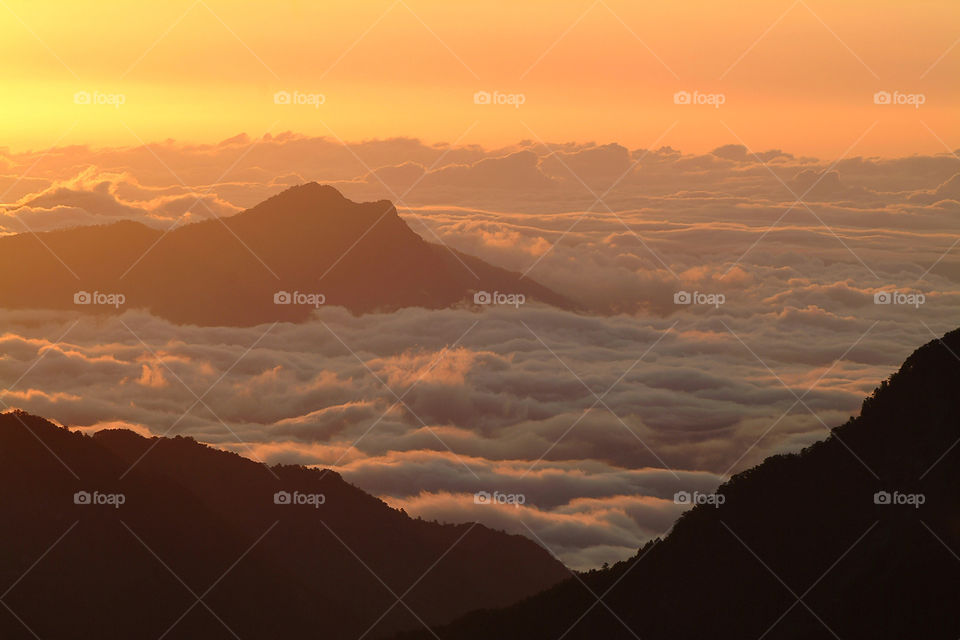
xmin=0 ymin=183 xmax=570 ymax=325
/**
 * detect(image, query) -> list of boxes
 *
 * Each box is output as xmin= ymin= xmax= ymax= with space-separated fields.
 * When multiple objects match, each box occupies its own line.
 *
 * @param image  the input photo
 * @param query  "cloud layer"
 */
xmin=1 ymin=135 xmax=958 ymax=568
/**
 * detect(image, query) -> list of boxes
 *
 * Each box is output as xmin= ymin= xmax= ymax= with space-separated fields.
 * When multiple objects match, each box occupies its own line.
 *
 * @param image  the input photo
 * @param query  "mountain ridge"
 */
xmin=0 ymin=183 xmax=573 ymax=325
xmin=0 ymin=411 xmax=569 ymax=639
xmin=395 ymin=327 xmax=960 ymax=639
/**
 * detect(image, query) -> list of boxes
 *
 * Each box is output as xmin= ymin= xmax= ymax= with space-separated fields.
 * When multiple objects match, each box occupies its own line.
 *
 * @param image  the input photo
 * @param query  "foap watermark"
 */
xmin=474 ymin=290 xmax=525 ymax=308
xmin=74 ymin=290 xmax=125 ymax=308
xmin=273 ymin=490 xmax=326 ymax=508
xmin=274 ymin=90 xmax=325 ymax=108
xmin=874 ymin=290 xmax=925 ymax=308
xmin=873 ymin=490 xmax=925 ymax=509
xmin=674 ymin=490 xmax=725 ymax=508
xmin=873 ymin=90 xmax=925 ymax=109
xmin=74 ymin=90 xmax=126 ymax=108
xmin=674 ymin=290 xmax=725 ymax=308
xmin=274 ymin=290 xmax=325 ymax=308
xmin=673 ymin=90 xmax=725 ymax=108
xmin=473 ymin=90 xmax=526 ymax=108
xmin=474 ymin=490 xmax=526 ymax=507
xmin=74 ymin=490 xmax=125 ymax=509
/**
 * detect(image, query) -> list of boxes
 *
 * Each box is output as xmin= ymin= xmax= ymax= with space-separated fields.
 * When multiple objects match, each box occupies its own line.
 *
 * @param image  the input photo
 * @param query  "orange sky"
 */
xmin=1 ymin=0 xmax=958 ymax=158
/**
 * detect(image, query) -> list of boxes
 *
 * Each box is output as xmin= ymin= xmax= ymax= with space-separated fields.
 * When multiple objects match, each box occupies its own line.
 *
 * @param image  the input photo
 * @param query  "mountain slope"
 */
xmin=0 ymin=183 xmax=571 ymax=325
xmin=398 ymin=328 xmax=960 ymax=639
xmin=0 ymin=413 xmax=569 ymax=639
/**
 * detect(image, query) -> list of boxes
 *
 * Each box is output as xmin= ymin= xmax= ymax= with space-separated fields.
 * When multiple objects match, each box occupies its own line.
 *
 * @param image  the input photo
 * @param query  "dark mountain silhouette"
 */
xmin=397 ymin=328 xmax=960 ymax=639
xmin=0 ymin=413 xmax=568 ymax=639
xmin=0 ymin=183 xmax=571 ymax=325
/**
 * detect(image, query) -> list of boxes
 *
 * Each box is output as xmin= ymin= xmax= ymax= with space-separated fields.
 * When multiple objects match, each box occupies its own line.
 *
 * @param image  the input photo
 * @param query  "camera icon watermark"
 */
xmin=873 ymin=490 xmax=924 ymax=509
xmin=873 ymin=90 xmax=925 ymax=109
xmin=473 ymin=90 xmax=526 ymax=108
xmin=473 ymin=490 xmax=525 ymax=507
xmin=274 ymin=290 xmax=325 ymax=308
xmin=873 ymin=290 xmax=925 ymax=308
xmin=73 ymin=90 xmax=126 ymax=109
xmin=473 ymin=290 xmax=525 ymax=308
xmin=74 ymin=490 xmax=126 ymax=508
xmin=274 ymin=90 xmax=325 ymax=108
xmin=673 ymin=90 xmax=725 ymax=108
xmin=273 ymin=490 xmax=326 ymax=508
xmin=673 ymin=290 xmax=725 ymax=308
xmin=74 ymin=290 xmax=126 ymax=308
xmin=673 ymin=490 xmax=725 ymax=508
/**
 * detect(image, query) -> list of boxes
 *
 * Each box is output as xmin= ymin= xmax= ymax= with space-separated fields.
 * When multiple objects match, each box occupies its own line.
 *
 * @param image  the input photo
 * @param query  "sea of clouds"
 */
xmin=0 ymin=134 xmax=957 ymax=568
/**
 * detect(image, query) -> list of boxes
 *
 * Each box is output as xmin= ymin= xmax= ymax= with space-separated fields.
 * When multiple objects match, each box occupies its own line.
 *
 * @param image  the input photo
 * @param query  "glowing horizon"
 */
xmin=1 ymin=0 xmax=958 ymax=157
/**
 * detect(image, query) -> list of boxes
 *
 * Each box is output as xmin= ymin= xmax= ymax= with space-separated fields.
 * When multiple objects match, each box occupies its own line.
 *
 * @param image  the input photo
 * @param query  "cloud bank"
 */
xmin=0 ymin=134 xmax=957 ymax=567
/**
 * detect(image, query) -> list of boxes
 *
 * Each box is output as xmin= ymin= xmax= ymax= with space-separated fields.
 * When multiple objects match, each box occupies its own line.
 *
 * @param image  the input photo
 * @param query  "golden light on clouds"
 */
xmin=0 ymin=0 xmax=958 ymax=156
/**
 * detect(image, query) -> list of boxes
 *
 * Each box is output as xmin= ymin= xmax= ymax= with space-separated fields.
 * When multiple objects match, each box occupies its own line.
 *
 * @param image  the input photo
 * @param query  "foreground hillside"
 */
xmin=398 ymin=328 xmax=960 ymax=639
xmin=0 ymin=414 xmax=568 ymax=639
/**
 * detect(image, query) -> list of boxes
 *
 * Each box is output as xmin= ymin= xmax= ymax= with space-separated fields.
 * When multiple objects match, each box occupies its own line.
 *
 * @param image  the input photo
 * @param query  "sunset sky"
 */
xmin=1 ymin=0 xmax=959 ymax=572
xmin=1 ymin=0 xmax=958 ymax=157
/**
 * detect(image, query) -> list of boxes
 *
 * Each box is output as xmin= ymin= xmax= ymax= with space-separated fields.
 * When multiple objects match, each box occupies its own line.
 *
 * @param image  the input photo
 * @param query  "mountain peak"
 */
xmin=0 ymin=183 xmax=571 ymax=325
xmin=270 ymin=182 xmax=350 ymax=204
xmin=237 ymin=182 xmax=397 ymax=228
xmin=256 ymin=182 xmax=398 ymax=216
